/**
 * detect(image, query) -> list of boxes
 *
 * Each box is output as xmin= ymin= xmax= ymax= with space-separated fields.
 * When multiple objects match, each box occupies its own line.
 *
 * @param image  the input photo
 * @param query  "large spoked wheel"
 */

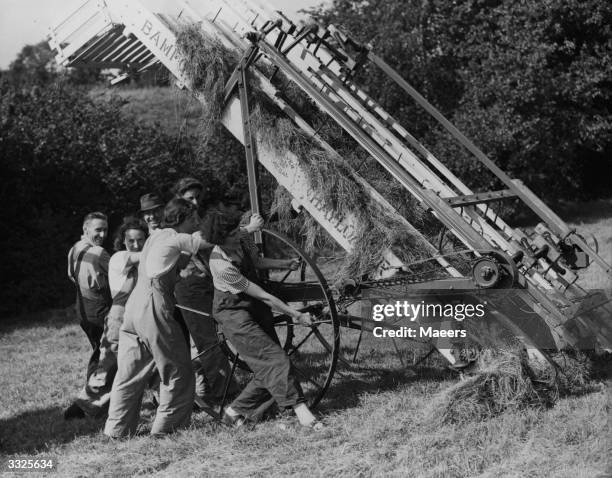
xmin=217 ymin=228 xmax=340 ymax=408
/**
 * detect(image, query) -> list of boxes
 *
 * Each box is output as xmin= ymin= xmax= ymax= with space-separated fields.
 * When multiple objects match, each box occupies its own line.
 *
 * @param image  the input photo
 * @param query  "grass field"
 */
xmin=90 ymin=86 xmax=202 ymax=137
xmin=1 ymin=87 xmax=609 ymax=476
xmin=0 ymin=213 xmax=610 ymax=477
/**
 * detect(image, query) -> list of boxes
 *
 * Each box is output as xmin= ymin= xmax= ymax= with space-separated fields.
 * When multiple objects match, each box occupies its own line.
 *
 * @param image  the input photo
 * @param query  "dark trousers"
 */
xmin=213 ymin=291 xmax=303 ymax=416
xmin=176 ymin=276 xmax=239 ymax=399
xmin=79 ymin=319 xmax=104 ymax=380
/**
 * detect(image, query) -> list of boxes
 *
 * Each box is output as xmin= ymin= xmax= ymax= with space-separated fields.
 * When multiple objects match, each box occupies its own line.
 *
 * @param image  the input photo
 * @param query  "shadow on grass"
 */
xmin=0 ymin=396 xmax=162 ymax=454
xmin=0 ymin=406 xmax=104 ymax=454
xmin=0 ymin=307 xmax=77 ymax=336
xmin=319 ymin=365 xmax=456 ymax=413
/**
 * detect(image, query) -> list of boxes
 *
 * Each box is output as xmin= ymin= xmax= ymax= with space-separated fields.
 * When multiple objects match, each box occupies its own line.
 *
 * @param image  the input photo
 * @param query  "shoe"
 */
xmin=194 ymin=396 xmax=220 ymax=419
xmin=275 ymin=416 xmax=296 ymax=431
xmin=221 ymin=410 xmax=245 ymax=429
xmin=63 ymin=402 xmax=86 ymax=420
xmin=302 ymin=419 xmax=325 ymax=431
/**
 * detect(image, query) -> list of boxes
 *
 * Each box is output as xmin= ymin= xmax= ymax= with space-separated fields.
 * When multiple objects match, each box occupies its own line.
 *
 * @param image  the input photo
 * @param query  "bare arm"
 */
xmin=241 ymin=213 xmax=264 ymax=234
xmin=253 ymin=257 xmax=299 ymax=270
xmin=238 ymin=214 xmax=299 ymax=270
xmin=190 ymin=231 xmax=215 ymax=251
xmin=244 ymin=281 xmax=312 ymax=325
xmin=67 ymin=248 xmax=75 ymax=283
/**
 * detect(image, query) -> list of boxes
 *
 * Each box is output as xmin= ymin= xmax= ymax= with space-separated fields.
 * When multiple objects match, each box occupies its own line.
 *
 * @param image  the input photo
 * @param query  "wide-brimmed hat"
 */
xmin=174 ymin=177 xmax=203 ymax=196
xmin=140 ymin=193 xmax=163 ymax=212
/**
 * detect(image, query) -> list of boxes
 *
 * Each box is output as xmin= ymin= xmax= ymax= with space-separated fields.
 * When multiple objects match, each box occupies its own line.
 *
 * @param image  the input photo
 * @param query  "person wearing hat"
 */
xmin=140 ymin=193 xmax=164 ymax=234
xmin=105 ymin=198 xmax=213 ymax=437
xmin=104 ymin=198 xmax=265 ymax=437
xmin=173 ymin=177 xmax=241 ymax=408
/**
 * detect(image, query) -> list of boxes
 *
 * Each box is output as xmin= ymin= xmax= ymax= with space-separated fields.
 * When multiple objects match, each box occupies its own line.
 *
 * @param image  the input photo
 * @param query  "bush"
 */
xmin=0 ymin=80 xmax=203 ymax=317
xmin=308 ymin=0 xmax=612 ymax=202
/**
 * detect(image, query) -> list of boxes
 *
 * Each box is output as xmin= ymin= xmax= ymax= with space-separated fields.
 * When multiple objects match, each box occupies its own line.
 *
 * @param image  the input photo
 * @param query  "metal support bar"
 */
xmin=237 ymin=62 xmax=263 ymax=246
xmin=257 ymin=41 xmax=490 ymax=252
xmin=444 ymin=189 xmax=517 ymax=208
xmin=223 ymin=44 xmax=259 ymax=103
xmin=281 ymin=26 xmax=317 ymax=56
xmin=370 ymin=52 xmax=612 ymax=279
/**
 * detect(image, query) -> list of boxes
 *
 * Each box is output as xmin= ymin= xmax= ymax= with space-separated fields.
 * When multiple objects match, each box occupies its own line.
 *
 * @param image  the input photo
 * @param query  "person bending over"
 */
xmin=104 ymin=199 xmax=214 ymax=437
xmin=172 ymin=177 xmax=241 ymax=407
xmin=204 ymin=211 xmax=322 ymax=429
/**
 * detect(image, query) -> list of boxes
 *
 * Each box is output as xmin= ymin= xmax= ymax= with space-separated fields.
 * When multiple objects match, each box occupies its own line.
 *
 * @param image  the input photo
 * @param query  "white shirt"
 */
xmin=108 ymin=251 xmax=132 ymax=298
xmin=144 ymin=228 xmax=203 ymax=278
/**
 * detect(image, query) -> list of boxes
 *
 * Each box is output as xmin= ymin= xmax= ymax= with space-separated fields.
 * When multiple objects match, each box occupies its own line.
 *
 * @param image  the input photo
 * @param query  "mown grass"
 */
xmin=0 ymin=306 xmax=609 ymax=477
xmin=4 ymin=88 xmax=611 ymax=477
xmin=1 ymin=213 xmax=610 ymax=477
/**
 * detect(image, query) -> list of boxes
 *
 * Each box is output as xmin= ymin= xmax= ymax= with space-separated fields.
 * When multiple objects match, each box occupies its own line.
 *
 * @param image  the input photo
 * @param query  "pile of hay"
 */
xmin=430 ymin=349 xmax=596 ymax=425
xmin=177 ymin=26 xmax=238 ymax=143
xmin=176 ymin=25 xmax=437 ymax=280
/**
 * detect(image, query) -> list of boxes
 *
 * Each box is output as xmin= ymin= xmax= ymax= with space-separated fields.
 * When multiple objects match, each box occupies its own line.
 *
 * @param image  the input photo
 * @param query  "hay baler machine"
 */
xmin=50 ymin=0 xmax=612 ymax=406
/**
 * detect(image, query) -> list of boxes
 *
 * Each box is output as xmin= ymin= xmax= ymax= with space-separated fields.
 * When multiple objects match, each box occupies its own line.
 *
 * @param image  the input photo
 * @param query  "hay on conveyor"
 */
xmin=431 ymin=349 xmax=596 ymax=424
xmin=176 ymin=24 xmax=435 ymax=280
xmin=176 ymin=27 xmax=238 ymax=143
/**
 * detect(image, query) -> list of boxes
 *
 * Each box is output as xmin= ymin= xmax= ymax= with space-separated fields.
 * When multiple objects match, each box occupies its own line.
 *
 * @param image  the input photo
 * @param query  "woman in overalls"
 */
xmin=104 ymin=198 xmax=214 ymax=438
xmin=204 ymin=211 xmax=322 ymax=429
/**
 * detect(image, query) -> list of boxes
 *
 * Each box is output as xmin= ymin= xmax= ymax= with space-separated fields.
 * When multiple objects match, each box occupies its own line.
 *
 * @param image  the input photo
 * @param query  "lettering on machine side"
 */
xmin=303 ymin=188 xmax=358 ymax=244
xmin=140 ymin=20 xmax=177 ymax=61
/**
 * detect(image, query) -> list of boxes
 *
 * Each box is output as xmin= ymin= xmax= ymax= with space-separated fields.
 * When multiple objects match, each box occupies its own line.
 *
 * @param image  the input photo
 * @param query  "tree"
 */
xmin=0 ymin=80 xmax=199 ymax=316
xmin=4 ymin=41 xmax=105 ymax=86
xmin=307 ymin=0 xmax=612 ymax=201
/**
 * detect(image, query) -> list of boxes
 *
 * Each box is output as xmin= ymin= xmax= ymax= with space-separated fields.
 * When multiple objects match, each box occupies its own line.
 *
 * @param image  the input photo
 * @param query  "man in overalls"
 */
xmin=65 ymin=212 xmax=112 ymax=419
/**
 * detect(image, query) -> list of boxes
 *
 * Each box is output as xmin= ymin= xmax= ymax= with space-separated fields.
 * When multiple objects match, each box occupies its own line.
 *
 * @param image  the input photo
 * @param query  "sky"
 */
xmin=0 ymin=0 xmax=328 ymax=69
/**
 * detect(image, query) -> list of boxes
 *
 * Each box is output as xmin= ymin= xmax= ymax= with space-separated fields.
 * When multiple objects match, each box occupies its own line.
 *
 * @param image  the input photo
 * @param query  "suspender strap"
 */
xmin=70 ymin=244 xmax=92 ymax=322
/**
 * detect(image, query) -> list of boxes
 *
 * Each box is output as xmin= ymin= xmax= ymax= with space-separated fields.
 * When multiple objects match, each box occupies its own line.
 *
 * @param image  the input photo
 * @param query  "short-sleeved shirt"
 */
xmin=209 ymin=233 xmax=259 ymax=295
xmin=144 ymin=228 xmax=203 ymax=279
xmin=67 ymin=236 xmax=111 ymax=322
xmin=123 ymin=228 xmax=206 ymax=326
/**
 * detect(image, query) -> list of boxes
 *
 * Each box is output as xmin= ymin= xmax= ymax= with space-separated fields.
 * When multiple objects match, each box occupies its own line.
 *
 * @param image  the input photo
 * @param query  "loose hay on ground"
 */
xmin=429 ymin=349 xmax=598 ymax=424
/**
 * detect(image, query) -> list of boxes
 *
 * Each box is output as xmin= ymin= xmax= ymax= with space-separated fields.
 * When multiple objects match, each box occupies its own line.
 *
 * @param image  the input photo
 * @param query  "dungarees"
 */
xmin=104 ymin=232 xmax=194 ymax=437
xmin=68 ymin=243 xmax=111 ymax=381
xmin=212 ymin=245 xmax=304 ymax=417
xmin=75 ymin=255 xmax=138 ymax=416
